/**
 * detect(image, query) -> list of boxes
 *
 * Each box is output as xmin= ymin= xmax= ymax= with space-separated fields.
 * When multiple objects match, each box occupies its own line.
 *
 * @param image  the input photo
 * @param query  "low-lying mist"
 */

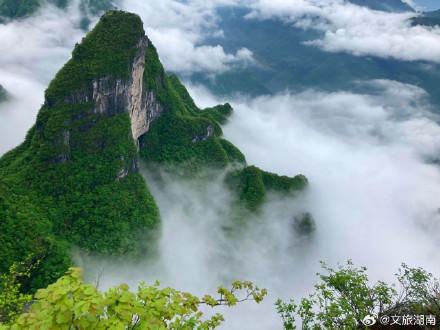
xmin=1 ymin=3 xmax=440 ymax=328
xmin=0 ymin=0 xmax=90 ymax=155
xmin=76 ymin=79 xmax=440 ymax=329
xmin=200 ymin=79 xmax=440 ymax=282
xmin=76 ymin=165 xmax=314 ymax=329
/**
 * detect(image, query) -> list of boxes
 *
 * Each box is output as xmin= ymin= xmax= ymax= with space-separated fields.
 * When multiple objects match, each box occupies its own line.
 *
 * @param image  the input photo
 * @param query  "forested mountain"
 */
xmin=1 ymin=2 xmax=439 ymax=329
xmin=0 ymin=10 xmax=307 ymax=291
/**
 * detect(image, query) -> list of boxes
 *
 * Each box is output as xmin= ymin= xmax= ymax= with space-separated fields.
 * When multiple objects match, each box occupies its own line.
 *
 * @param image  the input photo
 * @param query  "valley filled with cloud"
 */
xmin=1 ymin=0 xmax=440 ymax=328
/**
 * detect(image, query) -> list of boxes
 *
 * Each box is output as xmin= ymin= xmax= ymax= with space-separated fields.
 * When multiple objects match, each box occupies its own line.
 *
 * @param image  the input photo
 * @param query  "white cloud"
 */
xmin=189 ymin=79 xmax=440 ymax=274
xmin=0 ymin=1 xmax=86 ymax=155
xmin=147 ymin=27 xmax=254 ymax=74
xmin=1 ymin=2 xmax=440 ymax=328
xmin=122 ymin=0 xmax=254 ymax=74
xmin=78 ymin=79 xmax=440 ymax=329
xmin=216 ymin=80 xmax=440 ymax=279
xmin=246 ymin=0 xmax=440 ymax=63
xmin=123 ymin=0 xmax=440 ymax=66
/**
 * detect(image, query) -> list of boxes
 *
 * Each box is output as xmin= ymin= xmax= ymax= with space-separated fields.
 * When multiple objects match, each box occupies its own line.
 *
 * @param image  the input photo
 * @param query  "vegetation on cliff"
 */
xmin=139 ymin=41 xmax=307 ymax=211
xmin=0 ymin=11 xmax=307 ymax=293
xmin=0 ymin=11 xmax=160 ymax=291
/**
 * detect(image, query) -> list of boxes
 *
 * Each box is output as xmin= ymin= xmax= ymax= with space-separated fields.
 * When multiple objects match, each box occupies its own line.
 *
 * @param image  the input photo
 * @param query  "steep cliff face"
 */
xmin=128 ymin=37 xmax=164 ymax=144
xmin=136 ymin=45 xmax=308 ymax=210
xmin=60 ymin=35 xmax=163 ymax=148
xmin=0 ymin=11 xmax=308 ymax=291
xmin=0 ymin=11 xmax=160 ymax=290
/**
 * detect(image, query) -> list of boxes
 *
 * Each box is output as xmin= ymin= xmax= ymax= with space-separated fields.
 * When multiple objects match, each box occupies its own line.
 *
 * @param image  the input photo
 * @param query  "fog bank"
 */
xmin=78 ymin=80 xmax=440 ymax=329
xmin=0 ymin=1 xmax=89 ymax=154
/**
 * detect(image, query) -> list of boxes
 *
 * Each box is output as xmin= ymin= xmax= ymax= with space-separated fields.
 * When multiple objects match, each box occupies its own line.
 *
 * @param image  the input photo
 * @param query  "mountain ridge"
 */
xmin=348 ymin=0 xmax=414 ymax=12
xmin=0 ymin=10 xmax=308 ymax=290
xmin=193 ymin=6 xmax=440 ymax=107
xmin=0 ymin=0 xmax=115 ymax=27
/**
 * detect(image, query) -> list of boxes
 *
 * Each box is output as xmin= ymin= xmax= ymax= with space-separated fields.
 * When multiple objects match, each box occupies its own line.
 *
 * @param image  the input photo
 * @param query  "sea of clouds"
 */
xmin=76 ymin=79 xmax=440 ymax=329
xmin=1 ymin=1 xmax=440 ymax=329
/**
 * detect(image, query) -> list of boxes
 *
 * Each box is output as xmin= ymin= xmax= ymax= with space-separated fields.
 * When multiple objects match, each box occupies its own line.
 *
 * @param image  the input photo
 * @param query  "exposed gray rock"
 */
xmin=192 ymin=125 xmax=215 ymax=143
xmin=54 ymin=129 xmax=71 ymax=164
xmin=117 ymin=167 xmax=129 ymax=180
xmin=62 ymin=36 xmax=164 ymax=148
xmin=128 ymin=37 xmax=164 ymax=144
xmin=116 ymin=157 xmax=139 ymax=181
xmin=92 ymin=77 xmax=127 ymax=115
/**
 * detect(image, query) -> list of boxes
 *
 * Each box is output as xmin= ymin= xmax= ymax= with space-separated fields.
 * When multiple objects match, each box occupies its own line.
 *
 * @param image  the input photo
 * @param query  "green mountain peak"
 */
xmin=0 ymin=11 xmax=307 ymax=291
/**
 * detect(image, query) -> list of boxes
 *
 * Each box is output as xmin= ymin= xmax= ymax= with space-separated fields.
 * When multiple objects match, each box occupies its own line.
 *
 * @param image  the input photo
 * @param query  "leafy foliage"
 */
xmin=0 ymin=179 xmax=71 ymax=291
xmin=1 ymin=268 xmax=266 ymax=329
xmin=276 ymin=261 xmax=440 ymax=329
xmin=0 ymin=258 xmax=37 ymax=324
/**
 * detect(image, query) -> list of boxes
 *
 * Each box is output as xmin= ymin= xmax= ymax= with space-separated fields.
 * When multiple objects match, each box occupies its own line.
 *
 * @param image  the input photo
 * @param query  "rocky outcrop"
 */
xmin=62 ymin=36 xmax=164 ymax=148
xmin=128 ymin=37 xmax=164 ymax=144
xmin=54 ymin=129 xmax=71 ymax=164
xmin=192 ymin=125 xmax=215 ymax=143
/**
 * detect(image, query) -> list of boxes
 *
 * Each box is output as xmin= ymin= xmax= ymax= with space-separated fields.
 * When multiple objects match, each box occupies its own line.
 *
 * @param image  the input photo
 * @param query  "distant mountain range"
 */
xmin=1 ymin=1 xmax=438 ymax=108
xmin=0 ymin=0 xmax=114 ymax=27
xmin=0 ymin=0 xmax=417 ymax=22
xmin=412 ymin=9 xmax=440 ymax=26
xmin=189 ymin=6 xmax=440 ymax=108
xmin=348 ymin=0 xmax=414 ymax=12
